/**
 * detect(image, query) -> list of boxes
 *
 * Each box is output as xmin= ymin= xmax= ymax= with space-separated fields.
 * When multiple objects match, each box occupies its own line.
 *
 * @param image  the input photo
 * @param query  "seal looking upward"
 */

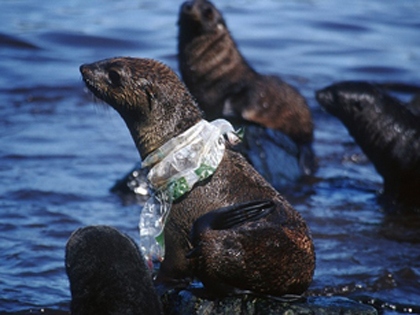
xmin=316 ymin=81 xmax=420 ymax=208
xmin=178 ymin=0 xmax=314 ymax=147
xmin=80 ymin=57 xmax=315 ymax=297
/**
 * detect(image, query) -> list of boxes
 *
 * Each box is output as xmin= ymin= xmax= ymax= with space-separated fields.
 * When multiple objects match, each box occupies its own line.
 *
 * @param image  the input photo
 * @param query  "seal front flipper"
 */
xmin=191 ymin=199 xmax=274 ymax=240
xmin=188 ymin=200 xmax=274 ymax=260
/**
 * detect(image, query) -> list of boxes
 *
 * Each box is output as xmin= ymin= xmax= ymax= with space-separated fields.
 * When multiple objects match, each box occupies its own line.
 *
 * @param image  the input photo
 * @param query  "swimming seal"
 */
xmin=178 ymin=0 xmax=313 ymax=145
xmin=65 ymin=225 xmax=163 ymax=315
xmin=80 ymin=57 xmax=315 ymax=297
xmin=316 ymin=81 xmax=420 ymax=208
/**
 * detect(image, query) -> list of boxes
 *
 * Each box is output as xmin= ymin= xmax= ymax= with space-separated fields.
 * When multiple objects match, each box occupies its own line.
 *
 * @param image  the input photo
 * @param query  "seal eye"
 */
xmin=108 ymin=69 xmax=122 ymax=87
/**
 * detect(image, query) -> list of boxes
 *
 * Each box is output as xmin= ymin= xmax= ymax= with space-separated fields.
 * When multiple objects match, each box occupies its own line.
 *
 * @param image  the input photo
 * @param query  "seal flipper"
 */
xmin=187 ymin=199 xmax=306 ymax=300
xmin=194 ymin=199 xmax=274 ymax=233
xmin=188 ymin=200 xmax=274 ymax=259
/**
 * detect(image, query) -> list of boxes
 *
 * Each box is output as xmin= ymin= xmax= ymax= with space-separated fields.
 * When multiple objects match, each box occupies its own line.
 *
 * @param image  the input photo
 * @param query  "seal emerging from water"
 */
xmin=65 ymin=225 xmax=163 ymax=315
xmin=80 ymin=57 xmax=315 ymax=298
xmin=316 ymin=81 xmax=420 ymax=208
xmin=178 ymin=0 xmax=313 ymax=145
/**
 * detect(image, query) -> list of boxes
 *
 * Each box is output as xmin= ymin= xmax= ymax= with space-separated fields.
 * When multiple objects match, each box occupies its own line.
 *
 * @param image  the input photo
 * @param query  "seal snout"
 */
xmin=79 ymin=62 xmax=109 ymax=103
xmin=79 ymin=63 xmax=95 ymax=79
xmin=79 ymin=64 xmax=94 ymax=86
xmin=79 ymin=64 xmax=87 ymax=74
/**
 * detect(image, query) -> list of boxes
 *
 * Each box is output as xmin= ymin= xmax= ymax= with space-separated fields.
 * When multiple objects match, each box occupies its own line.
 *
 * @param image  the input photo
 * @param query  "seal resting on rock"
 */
xmin=177 ymin=0 xmax=316 ymax=178
xmin=80 ymin=57 xmax=315 ymax=298
xmin=65 ymin=225 xmax=163 ymax=315
xmin=316 ymin=81 xmax=420 ymax=208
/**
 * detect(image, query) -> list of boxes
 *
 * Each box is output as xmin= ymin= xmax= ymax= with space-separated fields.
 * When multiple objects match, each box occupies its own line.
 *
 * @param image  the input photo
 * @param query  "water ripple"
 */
xmin=0 ymin=32 xmax=39 ymax=50
xmin=0 ymin=0 xmax=419 ymax=313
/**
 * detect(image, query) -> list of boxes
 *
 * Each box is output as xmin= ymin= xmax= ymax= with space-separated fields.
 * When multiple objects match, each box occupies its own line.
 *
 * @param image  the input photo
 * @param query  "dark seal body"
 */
xmin=65 ymin=225 xmax=163 ymax=315
xmin=80 ymin=57 xmax=315 ymax=297
xmin=316 ymin=81 xmax=420 ymax=208
xmin=178 ymin=0 xmax=313 ymax=145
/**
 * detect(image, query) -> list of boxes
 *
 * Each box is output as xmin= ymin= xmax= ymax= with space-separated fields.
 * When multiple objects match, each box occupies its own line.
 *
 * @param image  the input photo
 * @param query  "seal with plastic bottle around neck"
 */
xmin=79 ymin=57 xmax=315 ymax=299
xmin=139 ymin=118 xmax=242 ymax=262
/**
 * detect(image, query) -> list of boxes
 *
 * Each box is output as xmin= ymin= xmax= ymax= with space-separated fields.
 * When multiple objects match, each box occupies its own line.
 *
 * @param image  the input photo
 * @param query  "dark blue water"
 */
xmin=1 ymin=0 xmax=419 ymax=313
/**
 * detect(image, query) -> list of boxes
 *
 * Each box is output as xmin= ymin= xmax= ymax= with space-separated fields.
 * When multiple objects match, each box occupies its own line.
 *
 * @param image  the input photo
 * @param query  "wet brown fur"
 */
xmin=178 ymin=0 xmax=313 ymax=145
xmin=80 ymin=57 xmax=315 ymax=297
xmin=66 ymin=225 xmax=163 ymax=315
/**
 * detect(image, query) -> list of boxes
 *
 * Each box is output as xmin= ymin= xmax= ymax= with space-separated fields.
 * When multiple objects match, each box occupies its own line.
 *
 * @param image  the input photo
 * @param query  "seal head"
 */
xmin=80 ymin=57 xmax=203 ymax=158
xmin=179 ymin=0 xmax=227 ymax=41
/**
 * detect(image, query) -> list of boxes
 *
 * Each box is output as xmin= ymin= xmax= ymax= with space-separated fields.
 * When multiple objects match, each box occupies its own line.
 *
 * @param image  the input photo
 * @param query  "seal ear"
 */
xmin=139 ymin=80 xmax=157 ymax=112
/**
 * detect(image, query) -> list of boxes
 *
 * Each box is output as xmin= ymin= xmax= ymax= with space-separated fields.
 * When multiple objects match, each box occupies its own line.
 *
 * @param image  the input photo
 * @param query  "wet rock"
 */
xmin=161 ymin=290 xmax=378 ymax=315
xmin=239 ymin=124 xmax=314 ymax=188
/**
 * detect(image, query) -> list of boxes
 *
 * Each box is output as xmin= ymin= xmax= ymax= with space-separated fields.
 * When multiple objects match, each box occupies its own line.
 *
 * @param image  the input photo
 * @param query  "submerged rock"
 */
xmin=239 ymin=124 xmax=315 ymax=187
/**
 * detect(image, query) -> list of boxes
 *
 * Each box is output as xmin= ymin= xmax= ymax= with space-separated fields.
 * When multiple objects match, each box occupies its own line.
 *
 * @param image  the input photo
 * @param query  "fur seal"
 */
xmin=80 ymin=57 xmax=315 ymax=297
xmin=316 ymin=81 xmax=420 ymax=208
xmin=65 ymin=225 xmax=163 ymax=315
xmin=178 ymin=0 xmax=313 ymax=145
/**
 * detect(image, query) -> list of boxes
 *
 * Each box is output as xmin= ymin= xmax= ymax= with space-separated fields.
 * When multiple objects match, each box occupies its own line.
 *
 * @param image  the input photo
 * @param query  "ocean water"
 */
xmin=1 ymin=0 xmax=419 ymax=313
